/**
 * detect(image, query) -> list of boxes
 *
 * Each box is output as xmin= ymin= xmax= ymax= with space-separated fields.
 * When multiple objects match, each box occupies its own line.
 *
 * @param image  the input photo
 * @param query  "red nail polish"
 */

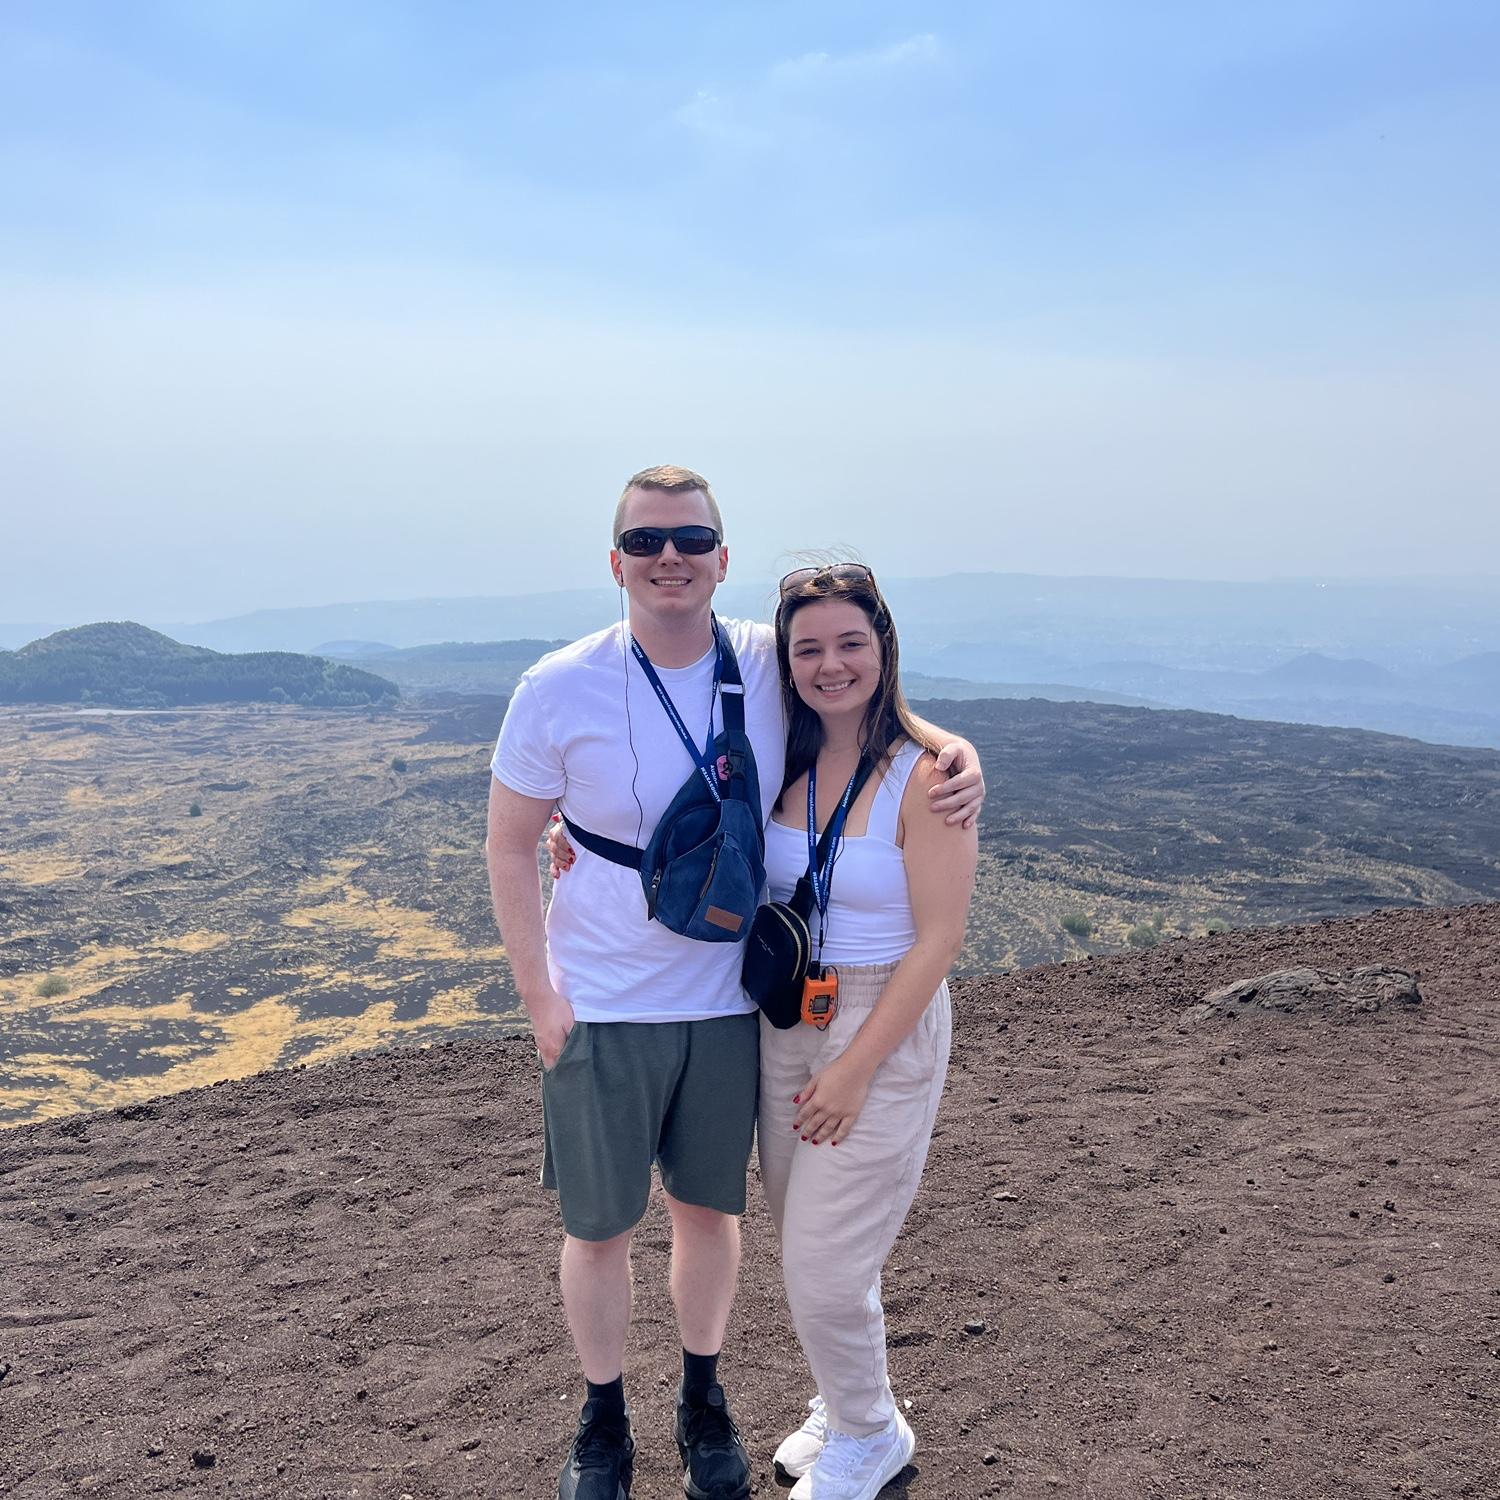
xmin=792 ymin=1095 xmax=800 ymax=1104
xmin=800 ymin=1135 xmax=808 ymax=1141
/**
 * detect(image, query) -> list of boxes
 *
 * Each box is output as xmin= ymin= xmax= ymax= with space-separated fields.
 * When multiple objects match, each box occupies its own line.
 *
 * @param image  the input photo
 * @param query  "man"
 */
xmin=486 ymin=466 xmax=982 ymax=1500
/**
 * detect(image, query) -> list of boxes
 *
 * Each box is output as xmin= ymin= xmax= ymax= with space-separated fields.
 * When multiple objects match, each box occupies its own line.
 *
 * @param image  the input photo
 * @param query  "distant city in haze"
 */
xmin=3 ymin=2 xmax=1498 ymax=622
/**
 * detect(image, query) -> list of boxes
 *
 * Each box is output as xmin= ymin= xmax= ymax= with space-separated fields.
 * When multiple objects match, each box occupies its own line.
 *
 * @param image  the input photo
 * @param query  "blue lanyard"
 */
xmin=807 ymin=759 xmax=864 ymax=958
xmin=629 ymin=618 xmax=725 ymax=803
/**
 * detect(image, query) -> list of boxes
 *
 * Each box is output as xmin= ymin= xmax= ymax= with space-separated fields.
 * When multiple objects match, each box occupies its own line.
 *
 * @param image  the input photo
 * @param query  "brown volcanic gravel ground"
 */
xmin=1 ymin=903 xmax=1498 ymax=1500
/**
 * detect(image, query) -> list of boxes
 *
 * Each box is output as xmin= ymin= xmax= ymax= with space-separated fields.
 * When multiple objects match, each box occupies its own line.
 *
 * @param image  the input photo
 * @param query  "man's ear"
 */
xmin=717 ymin=545 xmax=729 ymax=583
xmin=610 ymin=548 xmax=625 ymax=587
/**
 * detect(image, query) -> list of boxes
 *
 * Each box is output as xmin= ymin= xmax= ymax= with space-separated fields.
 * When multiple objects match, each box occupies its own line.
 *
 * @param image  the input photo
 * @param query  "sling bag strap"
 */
xmin=630 ymin=620 xmax=726 ymax=804
xmin=789 ymin=752 xmax=877 ymax=922
xmin=561 ymin=624 xmax=746 ymax=871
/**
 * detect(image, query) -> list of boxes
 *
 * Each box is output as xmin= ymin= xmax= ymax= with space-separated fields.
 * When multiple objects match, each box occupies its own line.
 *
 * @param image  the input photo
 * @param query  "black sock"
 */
xmin=585 ymin=1375 xmax=625 ymax=1420
xmin=682 ymin=1349 xmax=720 ymax=1403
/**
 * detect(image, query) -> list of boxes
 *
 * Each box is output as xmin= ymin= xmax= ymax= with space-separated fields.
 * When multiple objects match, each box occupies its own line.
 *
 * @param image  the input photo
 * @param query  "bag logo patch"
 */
xmin=705 ymin=905 xmax=744 ymax=933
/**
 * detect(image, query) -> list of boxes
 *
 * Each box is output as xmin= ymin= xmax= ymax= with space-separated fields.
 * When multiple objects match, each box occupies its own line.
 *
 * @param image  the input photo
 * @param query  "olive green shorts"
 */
xmin=539 ymin=1012 xmax=760 ymax=1242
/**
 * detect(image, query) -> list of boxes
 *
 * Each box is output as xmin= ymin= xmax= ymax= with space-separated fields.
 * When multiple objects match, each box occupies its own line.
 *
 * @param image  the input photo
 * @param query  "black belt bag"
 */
xmin=741 ymin=883 xmax=814 ymax=1029
xmin=742 ymin=758 xmax=875 ymax=1027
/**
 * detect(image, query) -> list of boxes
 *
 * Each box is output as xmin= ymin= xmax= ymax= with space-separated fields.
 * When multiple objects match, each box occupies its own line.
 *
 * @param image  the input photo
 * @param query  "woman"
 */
xmin=757 ymin=562 xmax=977 ymax=1499
xmin=548 ymin=561 xmax=977 ymax=1498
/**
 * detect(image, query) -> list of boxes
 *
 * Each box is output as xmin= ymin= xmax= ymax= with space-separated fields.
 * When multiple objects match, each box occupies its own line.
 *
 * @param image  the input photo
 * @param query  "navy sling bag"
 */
xmin=561 ymin=621 xmax=765 ymax=945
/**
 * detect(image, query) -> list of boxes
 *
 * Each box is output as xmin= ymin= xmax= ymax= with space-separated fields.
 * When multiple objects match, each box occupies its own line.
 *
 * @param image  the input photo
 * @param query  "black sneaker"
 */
xmin=675 ymin=1383 xmax=751 ymax=1500
xmin=558 ymin=1398 xmax=634 ymax=1500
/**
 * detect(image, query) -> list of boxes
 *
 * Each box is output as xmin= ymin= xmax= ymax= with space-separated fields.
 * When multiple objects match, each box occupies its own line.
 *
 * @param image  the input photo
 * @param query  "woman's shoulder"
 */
xmin=888 ymin=738 xmax=937 ymax=789
xmin=895 ymin=745 xmax=967 ymax=843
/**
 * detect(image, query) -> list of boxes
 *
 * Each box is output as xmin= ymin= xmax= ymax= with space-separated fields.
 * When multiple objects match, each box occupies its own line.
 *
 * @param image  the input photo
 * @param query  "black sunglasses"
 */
xmin=778 ymin=563 xmax=875 ymax=597
xmin=616 ymin=525 xmax=722 ymax=557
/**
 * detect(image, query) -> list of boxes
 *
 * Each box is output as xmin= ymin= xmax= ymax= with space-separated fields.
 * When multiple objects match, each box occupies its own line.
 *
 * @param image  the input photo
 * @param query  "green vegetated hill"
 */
xmin=0 ymin=623 xmax=399 ymax=708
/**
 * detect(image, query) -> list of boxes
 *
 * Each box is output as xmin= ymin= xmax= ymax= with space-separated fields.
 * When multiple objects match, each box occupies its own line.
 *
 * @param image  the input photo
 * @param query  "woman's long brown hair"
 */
xmin=774 ymin=566 xmax=939 ymax=807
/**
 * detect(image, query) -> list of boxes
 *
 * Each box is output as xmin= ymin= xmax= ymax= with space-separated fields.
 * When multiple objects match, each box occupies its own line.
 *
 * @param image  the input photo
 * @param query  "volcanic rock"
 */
xmin=1187 ymin=963 xmax=1421 ymax=1021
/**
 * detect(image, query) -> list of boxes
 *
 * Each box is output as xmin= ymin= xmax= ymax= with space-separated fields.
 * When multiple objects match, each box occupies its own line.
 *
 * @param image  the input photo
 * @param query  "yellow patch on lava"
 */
xmin=0 ymin=995 xmax=303 ymax=1121
xmin=287 ymin=984 xmax=485 ymax=1069
xmin=23 ymin=734 xmax=99 ymax=762
xmin=294 ymin=856 xmax=364 ymax=899
xmin=62 ymin=995 xmax=198 ymax=1025
xmin=0 ymin=937 xmax=226 ymax=1017
xmin=158 ymin=930 xmax=231 ymax=955
xmin=289 ymin=1001 xmax=401 ymax=1070
xmin=282 ymin=886 xmax=504 ymax=963
xmin=0 ymin=852 xmax=85 ymax=884
xmin=149 ymin=996 xmax=301 ymax=1093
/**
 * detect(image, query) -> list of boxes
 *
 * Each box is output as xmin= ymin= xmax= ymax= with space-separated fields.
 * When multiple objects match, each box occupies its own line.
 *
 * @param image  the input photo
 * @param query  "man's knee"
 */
xmin=663 ymin=1193 xmax=738 ymax=1239
xmin=563 ymin=1227 xmax=634 ymax=1267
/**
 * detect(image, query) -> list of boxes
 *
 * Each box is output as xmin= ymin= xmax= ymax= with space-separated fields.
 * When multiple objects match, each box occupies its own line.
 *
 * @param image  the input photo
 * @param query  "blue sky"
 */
xmin=3 ymin=2 xmax=1498 ymax=621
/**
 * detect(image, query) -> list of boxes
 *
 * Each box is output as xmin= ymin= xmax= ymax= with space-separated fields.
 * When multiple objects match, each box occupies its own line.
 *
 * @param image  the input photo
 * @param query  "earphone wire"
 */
xmin=620 ymin=584 xmax=646 ymax=847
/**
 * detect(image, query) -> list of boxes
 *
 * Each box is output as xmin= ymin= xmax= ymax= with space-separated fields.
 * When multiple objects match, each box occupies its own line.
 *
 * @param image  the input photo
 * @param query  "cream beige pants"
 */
xmin=757 ymin=962 xmax=952 ymax=1438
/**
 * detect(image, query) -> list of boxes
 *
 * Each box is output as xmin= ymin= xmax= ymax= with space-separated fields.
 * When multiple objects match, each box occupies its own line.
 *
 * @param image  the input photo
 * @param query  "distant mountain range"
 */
xmin=902 ymin=673 xmax=1159 ymax=708
xmin=0 ymin=623 xmax=398 ymax=709
xmin=318 ymin=639 xmax=570 ymax=698
xmin=312 ymin=626 xmax=1500 ymax=749
xmin=1089 ymin=648 xmax=1500 ymax=698
xmin=1067 ymin=650 xmax=1500 ymax=749
xmin=3 ymin=573 xmax=1498 ymax=745
xmin=303 ymin=640 xmax=1158 ymax=708
xmin=9 ymin=573 xmax=1497 ymax=667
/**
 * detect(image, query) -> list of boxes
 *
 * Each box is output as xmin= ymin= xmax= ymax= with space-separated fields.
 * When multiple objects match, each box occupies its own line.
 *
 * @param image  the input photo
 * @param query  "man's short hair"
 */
xmin=614 ymin=465 xmax=724 ymax=543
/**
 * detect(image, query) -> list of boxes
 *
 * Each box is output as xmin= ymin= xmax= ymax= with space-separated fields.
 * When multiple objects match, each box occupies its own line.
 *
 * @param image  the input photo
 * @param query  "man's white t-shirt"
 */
xmin=491 ymin=617 xmax=785 ymax=1024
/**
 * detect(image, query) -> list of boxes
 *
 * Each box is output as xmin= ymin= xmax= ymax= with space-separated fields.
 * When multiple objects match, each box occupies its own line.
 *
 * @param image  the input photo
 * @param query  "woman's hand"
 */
xmin=792 ymin=1053 xmax=874 ymax=1145
xmin=929 ymin=738 xmax=985 ymax=828
xmin=544 ymin=813 xmax=577 ymax=879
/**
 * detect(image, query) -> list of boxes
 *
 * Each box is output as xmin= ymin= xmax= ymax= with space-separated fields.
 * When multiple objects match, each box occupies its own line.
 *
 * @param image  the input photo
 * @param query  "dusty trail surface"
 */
xmin=2 ymin=903 xmax=1497 ymax=1499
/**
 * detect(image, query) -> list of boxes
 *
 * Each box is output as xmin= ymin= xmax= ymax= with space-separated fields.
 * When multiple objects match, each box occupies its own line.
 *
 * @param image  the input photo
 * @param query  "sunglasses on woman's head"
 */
xmin=778 ymin=563 xmax=875 ymax=597
xmin=615 ymin=525 xmax=722 ymax=557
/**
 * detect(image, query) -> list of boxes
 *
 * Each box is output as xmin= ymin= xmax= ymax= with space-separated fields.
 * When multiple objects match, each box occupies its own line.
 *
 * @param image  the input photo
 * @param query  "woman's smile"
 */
xmin=789 ymin=599 xmax=882 ymax=722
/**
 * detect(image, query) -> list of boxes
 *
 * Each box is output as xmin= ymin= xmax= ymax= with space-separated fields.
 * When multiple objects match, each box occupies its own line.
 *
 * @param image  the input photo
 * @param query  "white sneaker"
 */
xmin=789 ymin=1409 xmax=916 ymax=1500
xmin=773 ymin=1395 xmax=827 ymax=1480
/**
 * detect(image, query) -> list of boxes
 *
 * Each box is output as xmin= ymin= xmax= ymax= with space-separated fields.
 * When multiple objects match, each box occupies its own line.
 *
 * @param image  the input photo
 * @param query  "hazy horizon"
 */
xmin=4 ymin=3 xmax=1499 ymax=621
xmin=4 ymin=566 xmax=1500 ymax=646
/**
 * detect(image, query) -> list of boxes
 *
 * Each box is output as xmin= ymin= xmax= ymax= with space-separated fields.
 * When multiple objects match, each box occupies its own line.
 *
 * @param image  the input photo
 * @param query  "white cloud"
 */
xmin=671 ymin=89 xmax=772 ymax=150
xmin=674 ymin=32 xmax=944 ymax=148
xmin=767 ymin=33 xmax=943 ymax=89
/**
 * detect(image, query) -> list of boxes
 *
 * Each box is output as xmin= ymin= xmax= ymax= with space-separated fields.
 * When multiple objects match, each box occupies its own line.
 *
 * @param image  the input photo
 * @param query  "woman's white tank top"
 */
xmin=764 ymin=740 xmax=924 ymax=966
